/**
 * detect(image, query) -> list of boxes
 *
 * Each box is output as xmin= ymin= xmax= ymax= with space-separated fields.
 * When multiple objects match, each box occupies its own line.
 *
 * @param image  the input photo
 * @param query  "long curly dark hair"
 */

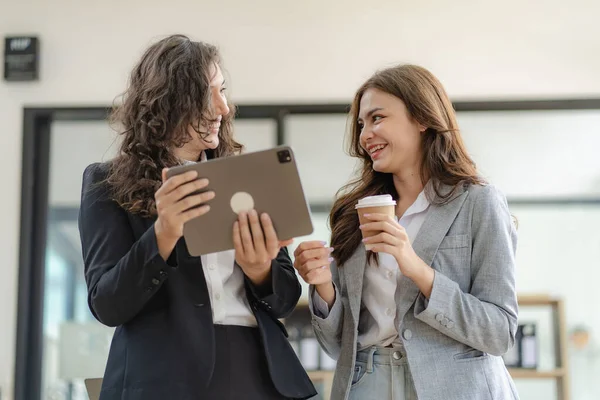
xmin=330 ymin=64 xmax=485 ymax=266
xmin=107 ymin=34 xmax=242 ymax=216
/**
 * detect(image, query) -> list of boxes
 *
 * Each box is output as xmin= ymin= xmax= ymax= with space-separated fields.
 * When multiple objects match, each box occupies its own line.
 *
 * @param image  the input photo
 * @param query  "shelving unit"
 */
xmin=509 ymin=294 xmax=570 ymax=400
xmin=293 ymin=294 xmax=570 ymax=400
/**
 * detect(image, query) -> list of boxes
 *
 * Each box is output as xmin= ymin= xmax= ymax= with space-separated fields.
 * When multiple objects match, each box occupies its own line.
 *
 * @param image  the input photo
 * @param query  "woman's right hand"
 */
xmin=154 ymin=168 xmax=215 ymax=260
xmin=293 ymin=241 xmax=336 ymax=306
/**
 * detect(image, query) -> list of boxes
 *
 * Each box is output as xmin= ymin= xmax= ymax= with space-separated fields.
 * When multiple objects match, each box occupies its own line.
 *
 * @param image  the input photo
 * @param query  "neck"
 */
xmin=173 ymin=146 xmax=205 ymax=163
xmin=393 ymin=169 xmax=424 ymax=215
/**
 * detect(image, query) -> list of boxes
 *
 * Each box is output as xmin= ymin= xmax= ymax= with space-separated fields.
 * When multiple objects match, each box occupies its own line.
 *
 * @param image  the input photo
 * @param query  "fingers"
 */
xmin=238 ymin=211 xmax=256 ymax=259
xmin=233 ymin=220 xmax=244 ymax=258
xmin=291 ymin=241 xmax=335 ymax=284
xmin=168 ymin=190 xmax=215 ymax=214
xmin=361 ymin=213 xmax=396 ymax=222
xmin=165 ymin=178 xmax=210 ymax=206
xmin=365 ymin=243 xmax=395 ymax=254
xmin=154 ymin=169 xmax=211 ymax=241
xmin=299 ymin=257 xmax=333 ymax=275
xmin=259 ymin=213 xmax=280 ymax=256
xmin=180 ymin=204 xmax=211 ymax=222
xmin=295 ymin=246 xmax=334 ymax=265
xmin=304 ymin=265 xmax=332 ymax=285
xmin=362 ymin=232 xmax=398 ymax=246
xmin=235 ymin=211 xmax=292 ymax=268
xmin=293 ymin=240 xmax=328 ymax=258
xmin=360 ymin=220 xmax=403 ymax=238
xmin=248 ymin=210 xmax=267 ymax=255
xmin=297 ymin=257 xmax=333 ymax=283
xmin=156 ymin=170 xmax=199 ymax=197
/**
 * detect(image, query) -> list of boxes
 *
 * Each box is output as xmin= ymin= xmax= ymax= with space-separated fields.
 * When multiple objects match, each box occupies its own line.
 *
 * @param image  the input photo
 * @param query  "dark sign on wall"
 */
xmin=4 ymin=36 xmax=39 ymax=81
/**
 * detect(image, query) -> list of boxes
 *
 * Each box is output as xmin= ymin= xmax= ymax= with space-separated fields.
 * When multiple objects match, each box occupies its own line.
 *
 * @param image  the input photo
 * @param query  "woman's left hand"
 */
xmin=233 ymin=209 xmax=293 ymax=285
xmin=360 ymin=213 xmax=433 ymax=290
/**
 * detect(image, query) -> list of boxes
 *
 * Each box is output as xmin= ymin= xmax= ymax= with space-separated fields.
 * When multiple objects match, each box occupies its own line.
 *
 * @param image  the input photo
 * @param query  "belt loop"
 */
xmin=366 ymin=346 xmax=376 ymax=373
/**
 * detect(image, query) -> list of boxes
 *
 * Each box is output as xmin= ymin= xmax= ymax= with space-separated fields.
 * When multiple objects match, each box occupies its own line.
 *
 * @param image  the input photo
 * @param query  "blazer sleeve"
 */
xmin=244 ymin=246 xmax=302 ymax=319
xmin=308 ymin=261 xmax=344 ymax=360
xmin=413 ymin=184 xmax=519 ymax=356
xmin=78 ymin=163 xmax=172 ymax=327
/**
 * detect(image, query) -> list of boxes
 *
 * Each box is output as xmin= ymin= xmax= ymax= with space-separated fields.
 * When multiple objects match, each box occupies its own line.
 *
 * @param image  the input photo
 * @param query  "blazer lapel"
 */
xmin=394 ymin=185 xmax=469 ymax=322
xmin=342 ymin=246 xmax=367 ymax=326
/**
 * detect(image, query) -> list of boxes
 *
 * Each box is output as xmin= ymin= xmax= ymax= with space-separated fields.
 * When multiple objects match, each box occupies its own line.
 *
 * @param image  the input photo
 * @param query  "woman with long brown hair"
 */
xmin=78 ymin=34 xmax=316 ymax=400
xmin=294 ymin=65 xmax=519 ymax=399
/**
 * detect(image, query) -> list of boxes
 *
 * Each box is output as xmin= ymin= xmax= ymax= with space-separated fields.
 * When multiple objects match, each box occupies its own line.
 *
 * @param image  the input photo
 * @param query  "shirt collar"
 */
xmin=402 ymin=182 xmax=431 ymax=218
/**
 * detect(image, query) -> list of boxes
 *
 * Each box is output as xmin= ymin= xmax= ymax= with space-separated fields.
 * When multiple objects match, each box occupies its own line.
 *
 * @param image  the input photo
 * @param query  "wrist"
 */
xmin=154 ymin=223 xmax=179 ymax=261
xmin=315 ymin=281 xmax=335 ymax=308
xmin=244 ymin=262 xmax=272 ymax=286
xmin=410 ymin=260 xmax=435 ymax=298
xmin=315 ymin=281 xmax=333 ymax=291
xmin=401 ymin=251 xmax=424 ymax=279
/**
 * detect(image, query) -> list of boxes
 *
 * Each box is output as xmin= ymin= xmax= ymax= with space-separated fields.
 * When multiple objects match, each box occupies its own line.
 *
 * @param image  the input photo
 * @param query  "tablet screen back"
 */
xmin=166 ymin=146 xmax=313 ymax=256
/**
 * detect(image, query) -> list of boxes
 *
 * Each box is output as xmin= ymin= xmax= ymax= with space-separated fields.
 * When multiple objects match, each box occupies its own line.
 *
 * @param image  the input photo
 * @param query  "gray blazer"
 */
xmin=310 ymin=184 xmax=520 ymax=400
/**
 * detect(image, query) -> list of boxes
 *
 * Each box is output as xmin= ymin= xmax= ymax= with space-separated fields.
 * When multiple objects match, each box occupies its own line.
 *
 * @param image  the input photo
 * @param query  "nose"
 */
xmin=359 ymin=126 xmax=374 ymax=148
xmin=212 ymin=91 xmax=230 ymax=117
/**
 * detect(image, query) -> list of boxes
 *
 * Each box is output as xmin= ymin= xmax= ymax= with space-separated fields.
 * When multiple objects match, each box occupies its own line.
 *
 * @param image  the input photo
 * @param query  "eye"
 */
xmin=373 ymin=115 xmax=384 ymax=123
xmin=357 ymin=120 xmax=364 ymax=130
xmin=220 ymin=87 xmax=227 ymax=94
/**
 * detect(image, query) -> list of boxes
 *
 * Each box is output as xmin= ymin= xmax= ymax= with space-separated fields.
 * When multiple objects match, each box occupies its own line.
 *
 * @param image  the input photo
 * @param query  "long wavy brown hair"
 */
xmin=107 ymin=34 xmax=242 ymax=216
xmin=330 ymin=64 xmax=485 ymax=266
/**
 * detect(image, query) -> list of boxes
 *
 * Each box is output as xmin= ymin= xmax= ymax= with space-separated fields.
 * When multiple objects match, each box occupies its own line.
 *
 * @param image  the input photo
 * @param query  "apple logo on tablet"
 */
xmin=230 ymin=192 xmax=255 ymax=214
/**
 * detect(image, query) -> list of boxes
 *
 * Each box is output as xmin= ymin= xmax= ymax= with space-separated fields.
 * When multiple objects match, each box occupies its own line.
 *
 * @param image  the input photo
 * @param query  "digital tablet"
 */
xmin=166 ymin=146 xmax=314 ymax=256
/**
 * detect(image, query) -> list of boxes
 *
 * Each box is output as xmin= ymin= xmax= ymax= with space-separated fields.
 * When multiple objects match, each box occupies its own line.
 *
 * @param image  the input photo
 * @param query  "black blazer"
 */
xmin=78 ymin=162 xmax=317 ymax=400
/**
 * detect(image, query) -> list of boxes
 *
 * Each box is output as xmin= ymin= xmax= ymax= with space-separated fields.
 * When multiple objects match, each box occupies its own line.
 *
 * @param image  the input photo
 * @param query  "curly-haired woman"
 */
xmin=78 ymin=34 xmax=317 ymax=400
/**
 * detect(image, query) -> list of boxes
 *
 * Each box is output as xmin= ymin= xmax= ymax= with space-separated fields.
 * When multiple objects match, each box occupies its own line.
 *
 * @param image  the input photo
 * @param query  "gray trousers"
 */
xmin=349 ymin=345 xmax=418 ymax=400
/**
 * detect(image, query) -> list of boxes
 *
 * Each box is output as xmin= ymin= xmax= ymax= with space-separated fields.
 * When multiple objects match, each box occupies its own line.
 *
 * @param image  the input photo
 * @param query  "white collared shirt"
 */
xmin=313 ymin=188 xmax=431 ymax=349
xmin=183 ymin=152 xmax=257 ymax=327
xmin=200 ymin=250 xmax=257 ymax=327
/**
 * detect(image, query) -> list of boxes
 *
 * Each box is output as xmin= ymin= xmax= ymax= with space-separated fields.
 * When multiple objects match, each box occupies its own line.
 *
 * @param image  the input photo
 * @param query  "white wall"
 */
xmin=2 ymin=0 xmax=600 ymax=398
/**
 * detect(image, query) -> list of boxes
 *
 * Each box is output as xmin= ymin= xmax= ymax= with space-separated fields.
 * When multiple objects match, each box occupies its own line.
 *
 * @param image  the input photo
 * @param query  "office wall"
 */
xmin=2 ymin=0 xmax=600 ymax=398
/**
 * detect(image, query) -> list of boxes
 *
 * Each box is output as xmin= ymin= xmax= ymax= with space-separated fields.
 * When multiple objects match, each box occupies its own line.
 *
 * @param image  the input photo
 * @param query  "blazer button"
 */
xmin=435 ymin=313 xmax=444 ymax=322
xmin=152 ymin=278 xmax=160 ymax=285
xmin=442 ymin=317 xmax=450 ymax=326
xmin=446 ymin=320 xmax=455 ymax=329
xmin=402 ymin=329 xmax=413 ymax=340
xmin=159 ymin=270 xmax=167 ymax=278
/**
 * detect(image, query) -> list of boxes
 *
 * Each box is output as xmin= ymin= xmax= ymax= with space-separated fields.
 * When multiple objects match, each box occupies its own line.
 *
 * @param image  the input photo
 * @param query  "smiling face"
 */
xmin=357 ymin=88 xmax=425 ymax=177
xmin=178 ymin=63 xmax=230 ymax=160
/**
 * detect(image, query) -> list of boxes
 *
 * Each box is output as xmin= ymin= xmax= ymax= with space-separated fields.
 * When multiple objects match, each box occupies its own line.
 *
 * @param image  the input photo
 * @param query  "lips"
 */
xmin=367 ymin=143 xmax=387 ymax=160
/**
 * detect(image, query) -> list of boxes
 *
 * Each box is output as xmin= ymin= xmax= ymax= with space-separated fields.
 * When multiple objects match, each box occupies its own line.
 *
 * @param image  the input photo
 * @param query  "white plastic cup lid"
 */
xmin=355 ymin=194 xmax=397 ymax=209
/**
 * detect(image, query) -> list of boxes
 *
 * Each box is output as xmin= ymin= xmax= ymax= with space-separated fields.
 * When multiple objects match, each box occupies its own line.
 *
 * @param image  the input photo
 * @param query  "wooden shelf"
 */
xmin=517 ymin=294 xmax=560 ymax=306
xmin=308 ymin=370 xmax=334 ymax=381
xmin=309 ymin=368 xmax=567 ymax=381
xmin=509 ymin=368 xmax=566 ymax=379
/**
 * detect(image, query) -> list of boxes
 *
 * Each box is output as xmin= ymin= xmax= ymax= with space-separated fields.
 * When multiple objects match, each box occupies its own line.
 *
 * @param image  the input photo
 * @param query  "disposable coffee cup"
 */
xmin=355 ymin=195 xmax=397 ymax=240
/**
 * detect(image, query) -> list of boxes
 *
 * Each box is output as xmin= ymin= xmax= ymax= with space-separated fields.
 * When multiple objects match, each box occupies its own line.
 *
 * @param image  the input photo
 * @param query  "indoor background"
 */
xmin=1 ymin=0 xmax=600 ymax=399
